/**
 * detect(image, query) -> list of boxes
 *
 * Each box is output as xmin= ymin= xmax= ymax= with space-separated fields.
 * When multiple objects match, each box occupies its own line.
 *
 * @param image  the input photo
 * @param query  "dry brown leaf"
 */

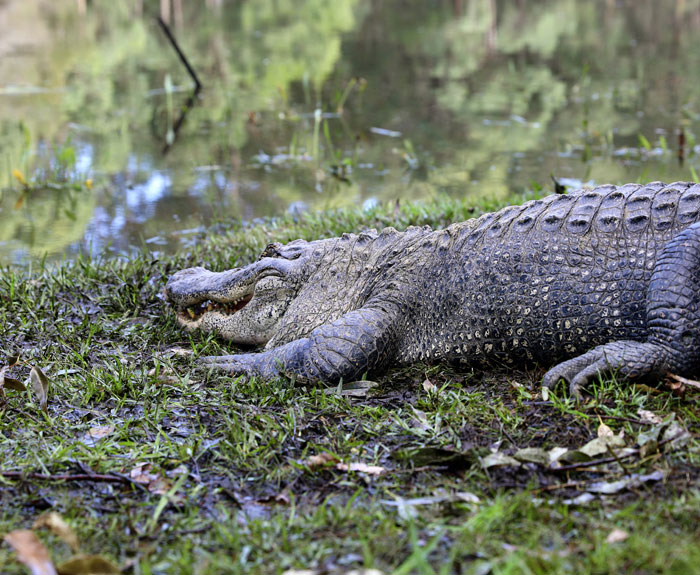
xmin=422 ymin=378 xmax=437 ymax=393
xmin=597 ymin=422 xmax=614 ymax=437
xmin=665 ymin=373 xmax=700 ymax=397
xmin=0 ymin=365 xmax=25 ymax=393
xmin=165 ymin=347 xmax=194 ymax=356
xmin=4 ymin=529 xmax=57 ymax=575
xmin=33 ymin=513 xmax=79 ymax=552
xmin=56 ymin=554 xmax=119 ymax=575
xmin=3 ymin=375 xmax=26 ymax=391
xmin=81 ymin=425 xmax=115 ymax=447
xmin=30 ymin=365 xmax=50 ymax=413
xmin=257 ymin=489 xmax=291 ymax=506
xmin=605 ymin=528 xmax=629 ymax=544
xmin=146 ymin=367 xmax=180 ymax=386
xmin=336 ymin=462 xmax=386 ymax=476
xmin=129 ymin=463 xmax=171 ymax=495
xmin=637 ymin=409 xmax=663 ymax=425
xmin=303 ymin=453 xmax=339 ymax=468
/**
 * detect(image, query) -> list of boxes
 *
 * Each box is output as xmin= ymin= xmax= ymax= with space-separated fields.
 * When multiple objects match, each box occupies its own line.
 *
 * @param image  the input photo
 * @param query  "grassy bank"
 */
xmin=1 ymin=196 xmax=699 ymax=575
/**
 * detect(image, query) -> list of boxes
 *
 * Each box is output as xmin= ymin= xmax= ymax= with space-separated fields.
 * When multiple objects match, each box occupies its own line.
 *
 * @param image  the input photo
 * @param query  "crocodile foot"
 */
xmin=542 ymin=340 xmax=670 ymax=399
xmin=199 ymin=353 xmax=278 ymax=380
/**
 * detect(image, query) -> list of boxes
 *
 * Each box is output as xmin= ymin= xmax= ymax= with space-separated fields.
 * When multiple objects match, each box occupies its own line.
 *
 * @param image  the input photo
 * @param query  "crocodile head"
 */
xmin=165 ymin=239 xmax=318 ymax=346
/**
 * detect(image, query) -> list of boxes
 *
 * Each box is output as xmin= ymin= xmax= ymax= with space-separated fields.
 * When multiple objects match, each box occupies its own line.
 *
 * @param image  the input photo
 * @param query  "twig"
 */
xmin=597 ymin=414 xmax=654 ymax=426
xmin=552 ymin=433 xmax=684 ymax=473
xmin=1 ymin=470 xmax=135 ymax=486
xmin=163 ymin=90 xmax=199 ymax=154
xmin=155 ymin=15 xmax=203 ymax=153
xmin=156 ymin=16 xmax=202 ymax=91
xmin=533 ymin=480 xmax=599 ymax=493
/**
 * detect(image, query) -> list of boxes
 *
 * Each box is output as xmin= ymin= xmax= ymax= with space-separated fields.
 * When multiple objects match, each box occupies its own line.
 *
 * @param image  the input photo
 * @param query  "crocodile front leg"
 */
xmin=544 ymin=221 xmax=700 ymax=398
xmin=200 ymin=306 xmax=398 ymax=383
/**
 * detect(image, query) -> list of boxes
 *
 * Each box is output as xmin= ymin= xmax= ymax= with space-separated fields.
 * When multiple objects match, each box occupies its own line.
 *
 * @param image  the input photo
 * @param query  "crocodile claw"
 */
xmin=542 ymin=340 xmax=671 ymax=400
xmin=198 ymin=354 xmax=258 ymax=377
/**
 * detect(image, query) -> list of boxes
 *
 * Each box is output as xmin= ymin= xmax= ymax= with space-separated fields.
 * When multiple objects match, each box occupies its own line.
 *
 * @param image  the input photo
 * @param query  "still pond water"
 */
xmin=2 ymin=0 xmax=700 ymax=265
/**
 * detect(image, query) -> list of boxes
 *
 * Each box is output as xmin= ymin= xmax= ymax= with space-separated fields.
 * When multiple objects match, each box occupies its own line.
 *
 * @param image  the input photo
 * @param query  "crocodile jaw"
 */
xmin=166 ymin=265 xmax=298 ymax=346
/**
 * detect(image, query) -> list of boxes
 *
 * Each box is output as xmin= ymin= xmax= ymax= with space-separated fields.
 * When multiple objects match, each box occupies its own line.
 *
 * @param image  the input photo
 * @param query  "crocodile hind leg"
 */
xmin=543 ymin=222 xmax=700 ymax=398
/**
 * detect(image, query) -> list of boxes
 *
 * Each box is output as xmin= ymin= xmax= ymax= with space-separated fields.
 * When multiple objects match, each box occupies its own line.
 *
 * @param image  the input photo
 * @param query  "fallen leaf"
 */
xmin=324 ymin=380 xmax=378 ymax=398
xmin=2 ymin=376 xmax=26 ymax=391
xmin=257 ymin=489 xmax=291 ymax=506
xmin=665 ymin=372 xmax=700 ymax=396
xmin=33 ymin=513 xmax=79 ymax=552
xmin=597 ymin=422 xmax=615 ymax=437
xmin=606 ymin=528 xmax=629 ymax=544
xmin=56 ymin=554 xmax=119 ymax=575
xmin=637 ymin=409 xmax=663 ymax=425
xmin=0 ymin=365 xmax=26 ymax=392
xmin=422 ymin=378 xmax=437 ymax=393
xmin=81 ymin=425 xmax=115 ymax=447
xmin=586 ymin=478 xmax=629 ymax=494
xmin=392 ymin=446 xmax=480 ymax=471
xmin=587 ymin=470 xmax=665 ymax=494
xmin=29 ymin=365 xmax=50 ymax=413
xmin=165 ymin=347 xmax=194 ymax=356
xmin=548 ymin=446 xmax=569 ymax=465
xmin=508 ymin=380 xmax=533 ymax=399
xmin=513 ymin=447 xmax=549 ymax=465
xmin=303 ymin=453 xmax=338 ymax=468
xmin=637 ymin=423 xmax=662 ymax=457
xmin=165 ymin=464 xmax=189 ymax=478
xmin=558 ymin=449 xmax=593 ymax=464
xmin=129 ymin=463 xmax=171 ymax=495
xmin=561 ymin=492 xmax=596 ymax=506
xmin=632 ymin=383 xmax=662 ymax=396
xmin=661 ymin=419 xmax=691 ymax=450
xmin=4 ymin=530 xmax=57 ymax=575
xmin=336 ymin=462 xmax=386 ymax=475
xmin=146 ymin=367 xmax=180 ymax=386
xmin=578 ymin=431 xmax=626 ymax=458
xmin=480 ymin=452 xmax=521 ymax=469
xmin=381 ymin=491 xmax=479 ymax=508
xmin=409 ymin=408 xmax=431 ymax=432
xmin=382 ymin=495 xmax=449 ymax=506
xmin=455 ymin=491 xmax=480 ymax=504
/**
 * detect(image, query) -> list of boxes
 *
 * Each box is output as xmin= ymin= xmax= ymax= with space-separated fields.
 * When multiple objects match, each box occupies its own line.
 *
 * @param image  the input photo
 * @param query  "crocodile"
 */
xmin=165 ymin=181 xmax=700 ymax=397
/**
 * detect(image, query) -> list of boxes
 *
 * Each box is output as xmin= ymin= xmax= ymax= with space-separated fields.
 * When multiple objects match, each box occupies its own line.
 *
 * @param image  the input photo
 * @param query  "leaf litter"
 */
xmin=4 ymin=511 xmax=120 ymax=575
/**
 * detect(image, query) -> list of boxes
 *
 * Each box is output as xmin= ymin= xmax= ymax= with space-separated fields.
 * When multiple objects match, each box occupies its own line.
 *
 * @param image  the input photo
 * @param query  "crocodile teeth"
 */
xmin=179 ymin=293 xmax=254 ymax=321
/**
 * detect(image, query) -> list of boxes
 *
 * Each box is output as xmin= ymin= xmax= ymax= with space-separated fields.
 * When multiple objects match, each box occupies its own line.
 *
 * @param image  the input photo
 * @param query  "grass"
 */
xmin=0 ymin=196 xmax=699 ymax=574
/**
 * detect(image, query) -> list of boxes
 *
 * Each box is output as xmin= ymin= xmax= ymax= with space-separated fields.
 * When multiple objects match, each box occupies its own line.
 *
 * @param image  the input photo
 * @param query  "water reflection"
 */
xmin=1 ymin=0 xmax=700 ymax=264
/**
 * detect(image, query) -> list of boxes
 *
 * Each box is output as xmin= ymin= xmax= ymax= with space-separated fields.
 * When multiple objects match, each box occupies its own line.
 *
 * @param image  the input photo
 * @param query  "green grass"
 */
xmin=1 ymin=197 xmax=699 ymax=574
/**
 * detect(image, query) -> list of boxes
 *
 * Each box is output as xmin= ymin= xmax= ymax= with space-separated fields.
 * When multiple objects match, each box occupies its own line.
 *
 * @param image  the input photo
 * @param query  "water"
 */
xmin=2 ymin=0 xmax=700 ymax=264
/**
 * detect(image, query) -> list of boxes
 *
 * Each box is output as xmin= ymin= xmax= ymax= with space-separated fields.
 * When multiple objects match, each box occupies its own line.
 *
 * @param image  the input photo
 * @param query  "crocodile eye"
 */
xmin=260 ymin=243 xmax=283 ymax=258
